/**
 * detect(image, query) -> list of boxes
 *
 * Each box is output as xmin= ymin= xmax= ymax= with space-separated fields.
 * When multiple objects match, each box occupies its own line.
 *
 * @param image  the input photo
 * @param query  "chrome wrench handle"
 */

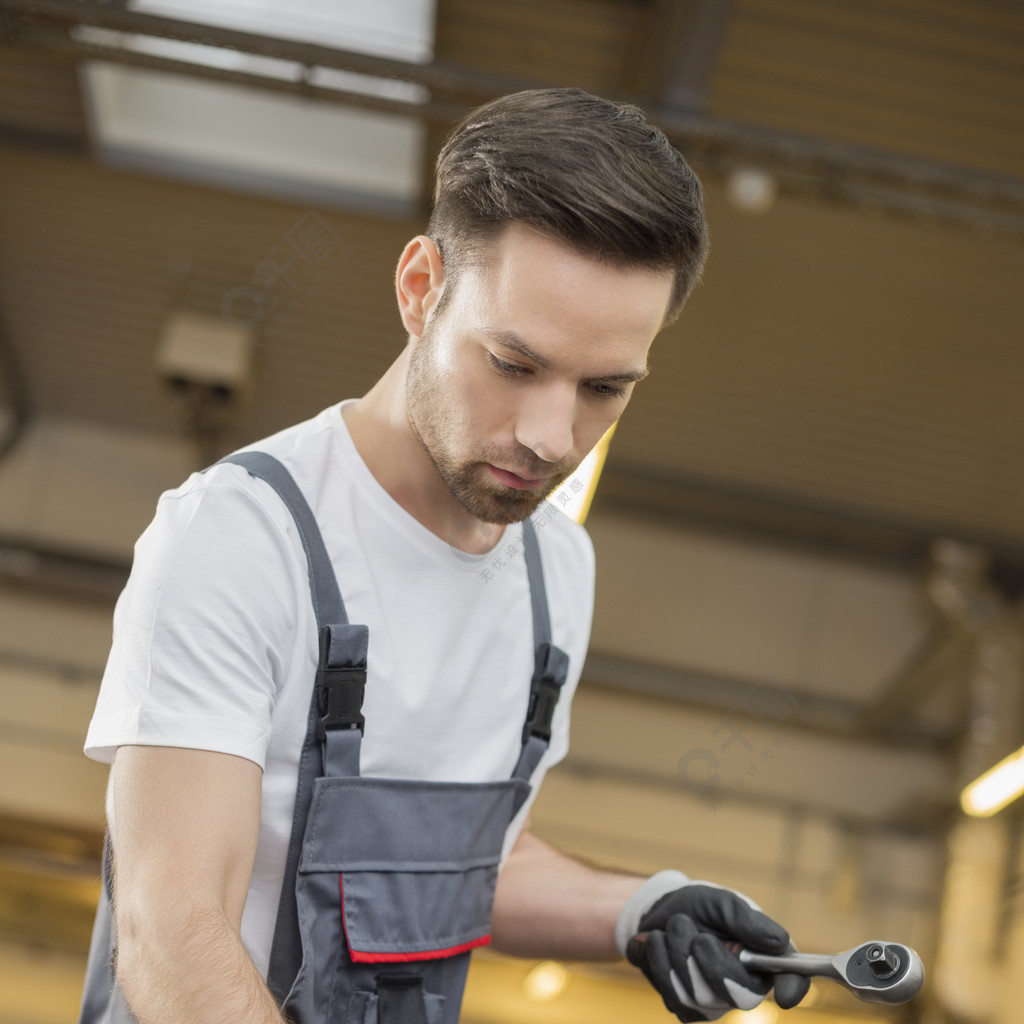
xmin=739 ymin=950 xmax=840 ymax=977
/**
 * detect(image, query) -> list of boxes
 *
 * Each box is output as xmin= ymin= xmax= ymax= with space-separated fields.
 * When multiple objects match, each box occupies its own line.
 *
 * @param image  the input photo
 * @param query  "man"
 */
xmin=80 ymin=88 xmax=808 ymax=1023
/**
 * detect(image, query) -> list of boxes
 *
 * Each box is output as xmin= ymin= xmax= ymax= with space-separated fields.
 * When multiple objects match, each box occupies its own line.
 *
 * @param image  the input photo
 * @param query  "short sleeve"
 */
xmin=85 ymin=466 xmax=307 ymax=767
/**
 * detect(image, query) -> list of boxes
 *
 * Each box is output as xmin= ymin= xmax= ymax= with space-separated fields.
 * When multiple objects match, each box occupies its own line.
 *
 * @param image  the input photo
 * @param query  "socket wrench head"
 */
xmin=739 ymin=940 xmax=925 ymax=1005
xmin=835 ymin=941 xmax=925 ymax=1004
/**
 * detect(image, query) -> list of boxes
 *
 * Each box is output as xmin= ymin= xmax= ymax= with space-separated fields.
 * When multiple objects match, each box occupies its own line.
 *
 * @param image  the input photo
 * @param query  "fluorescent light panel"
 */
xmin=78 ymin=0 xmax=433 ymax=208
xmin=129 ymin=0 xmax=436 ymax=63
xmin=962 ymin=745 xmax=1024 ymax=817
xmin=82 ymin=61 xmax=425 ymax=205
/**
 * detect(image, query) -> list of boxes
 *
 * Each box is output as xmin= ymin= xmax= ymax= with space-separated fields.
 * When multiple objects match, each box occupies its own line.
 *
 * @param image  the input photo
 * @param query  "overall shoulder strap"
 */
xmin=219 ymin=450 xmax=367 ymax=1001
xmin=513 ymin=514 xmax=571 ymax=784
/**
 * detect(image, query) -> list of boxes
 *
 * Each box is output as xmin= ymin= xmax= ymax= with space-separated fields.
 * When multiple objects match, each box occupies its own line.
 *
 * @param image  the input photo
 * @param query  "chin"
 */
xmin=460 ymin=487 xmax=548 ymax=526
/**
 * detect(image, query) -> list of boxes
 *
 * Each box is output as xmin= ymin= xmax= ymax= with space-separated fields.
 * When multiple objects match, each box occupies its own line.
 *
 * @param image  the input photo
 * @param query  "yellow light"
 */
xmin=962 ymin=745 xmax=1024 ymax=817
xmin=724 ymin=1003 xmax=779 ymax=1024
xmin=548 ymin=424 xmax=616 ymax=524
xmin=522 ymin=960 xmax=569 ymax=1002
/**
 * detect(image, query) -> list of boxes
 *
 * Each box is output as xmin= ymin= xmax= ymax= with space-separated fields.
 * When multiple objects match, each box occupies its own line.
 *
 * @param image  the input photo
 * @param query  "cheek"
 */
xmin=458 ymin=358 xmax=513 ymax=423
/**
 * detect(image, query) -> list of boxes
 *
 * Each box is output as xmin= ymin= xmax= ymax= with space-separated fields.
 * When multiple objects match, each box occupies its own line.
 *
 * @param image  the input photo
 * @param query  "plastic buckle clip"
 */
xmin=316 ymin=666 xmax=366 ymax=739
xmin=522 ymin=642 xmax=569 ymax=744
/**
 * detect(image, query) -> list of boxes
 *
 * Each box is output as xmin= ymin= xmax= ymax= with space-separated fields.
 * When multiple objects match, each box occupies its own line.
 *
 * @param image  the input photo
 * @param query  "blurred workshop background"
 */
xmin=1 ymin=1 xmax=1023 ymax=1022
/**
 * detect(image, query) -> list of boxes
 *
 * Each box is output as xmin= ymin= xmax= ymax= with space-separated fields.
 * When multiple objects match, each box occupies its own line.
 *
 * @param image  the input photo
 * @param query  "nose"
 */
xmin=515 ymin=384 xmax=575 ymax=465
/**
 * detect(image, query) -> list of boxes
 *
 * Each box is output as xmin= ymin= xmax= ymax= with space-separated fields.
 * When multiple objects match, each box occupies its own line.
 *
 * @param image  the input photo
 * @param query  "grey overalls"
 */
xmin=79 ymin=451 xmax=570 ymax=1024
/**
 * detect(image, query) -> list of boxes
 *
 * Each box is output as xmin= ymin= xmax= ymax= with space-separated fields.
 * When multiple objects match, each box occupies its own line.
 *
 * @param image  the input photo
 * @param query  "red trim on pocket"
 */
xmin=348 ymin=934 xmax=492 ymax=964
xmin=339 ymin=874 xmax=492 ymax=963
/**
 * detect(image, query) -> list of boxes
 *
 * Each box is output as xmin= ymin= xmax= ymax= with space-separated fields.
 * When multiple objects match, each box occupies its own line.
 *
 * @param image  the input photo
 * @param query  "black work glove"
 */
xmin=616 ymin=873 xmax=809 ymax=1022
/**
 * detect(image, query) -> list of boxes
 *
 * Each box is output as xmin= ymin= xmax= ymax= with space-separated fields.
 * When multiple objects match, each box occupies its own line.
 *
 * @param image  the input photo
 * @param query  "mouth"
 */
xmin=487 ymin=465 xmax=552 ymax=492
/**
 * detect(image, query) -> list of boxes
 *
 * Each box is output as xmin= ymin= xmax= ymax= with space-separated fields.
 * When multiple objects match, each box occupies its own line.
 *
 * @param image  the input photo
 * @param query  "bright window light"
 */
xmin=78 ymin=1 xmax=434 ymax=208
xmin=962 ymin=746 xmax=1024 ymax=817
xmin=81 ymin=61 xmax=425 ymax=207
xmin=129 ymin=0 xmax=436 ymax=63
xmin=548 ymin=425 xmax=616 ymax=525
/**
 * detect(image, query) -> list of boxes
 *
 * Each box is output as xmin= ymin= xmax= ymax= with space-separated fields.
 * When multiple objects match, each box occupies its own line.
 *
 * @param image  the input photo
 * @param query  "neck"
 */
xmin=343 ymin=348 xmax=505 ymax=553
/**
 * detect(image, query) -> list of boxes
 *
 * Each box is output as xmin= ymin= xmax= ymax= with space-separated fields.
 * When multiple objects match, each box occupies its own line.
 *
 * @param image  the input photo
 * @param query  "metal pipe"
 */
xmin=0 ymin=536 xmax=129 ymax=599
xmin=0 ymin=0 xmax=528 ymax=100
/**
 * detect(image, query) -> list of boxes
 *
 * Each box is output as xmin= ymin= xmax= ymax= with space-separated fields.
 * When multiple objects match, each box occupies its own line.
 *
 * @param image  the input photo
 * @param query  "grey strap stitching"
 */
xmin=521 ymin=515 xmax=550 ymax=651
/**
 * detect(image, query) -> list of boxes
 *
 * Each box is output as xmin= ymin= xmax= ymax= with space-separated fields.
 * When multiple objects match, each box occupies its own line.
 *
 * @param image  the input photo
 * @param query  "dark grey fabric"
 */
xmin=318 ymin=623 xmax=369 ymax=779
xmin=78 ymin=840 xmax=138 ymax=1024
xmin=302 ymin=777 xmax=528 ymax=871
xmin=300 ymin=776 xmax=529 ymax=958
xmin=324 ymin=621 xmax=368 ymax=664
xmin=339 ymin=989 xmax=446 ymax=1024
xmin=281 ymin=774 xmax=529 ymax=1021
xmin=377 ymin=977 xmax=431 ymax=1024
xmin=522 ymin=516 xmax=550 ymax=650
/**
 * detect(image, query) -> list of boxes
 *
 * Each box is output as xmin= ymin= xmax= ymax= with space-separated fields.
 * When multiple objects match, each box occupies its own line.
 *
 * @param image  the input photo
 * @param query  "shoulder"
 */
xmin=131 ymin=414 xmax=347 ymax=610
xmin=177 ymin=403 xmax=349 ymax=535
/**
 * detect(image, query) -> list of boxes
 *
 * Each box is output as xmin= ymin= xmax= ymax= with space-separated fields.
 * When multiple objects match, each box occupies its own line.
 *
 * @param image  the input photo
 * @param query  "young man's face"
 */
xmin=406 ymin=223 xmax=674 ymax=525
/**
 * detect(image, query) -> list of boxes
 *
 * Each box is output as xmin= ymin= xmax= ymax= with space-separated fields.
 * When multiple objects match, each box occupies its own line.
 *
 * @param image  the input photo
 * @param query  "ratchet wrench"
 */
xmin=739 ymin=941 xmax=925 ymax=1005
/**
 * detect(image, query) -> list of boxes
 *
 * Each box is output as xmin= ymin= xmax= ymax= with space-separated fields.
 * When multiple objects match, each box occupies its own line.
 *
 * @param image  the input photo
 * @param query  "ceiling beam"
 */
xmin=0 ymin=0 xmax=531 ymax=102
xmin=0 ymin=536 xmax=128 ymax=600
xmin=596 ymin=462 xmax=1024 ymax=597
xmin=659 ymin=0 xmax=735 ymax=113
xmin=557 ymin=753 xmax=953 ymax=839
xmin=583 ymin=652 xmax=955 ymax=756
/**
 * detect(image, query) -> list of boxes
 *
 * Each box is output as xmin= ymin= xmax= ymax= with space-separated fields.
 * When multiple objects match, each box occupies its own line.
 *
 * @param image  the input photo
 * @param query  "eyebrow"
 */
xmin=480 ymin=327 xmax=650 ymax=383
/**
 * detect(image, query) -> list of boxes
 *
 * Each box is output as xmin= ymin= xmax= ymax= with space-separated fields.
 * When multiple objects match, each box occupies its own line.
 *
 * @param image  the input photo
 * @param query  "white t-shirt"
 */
xmin=85 ymin=402 xmax=594 ymax=975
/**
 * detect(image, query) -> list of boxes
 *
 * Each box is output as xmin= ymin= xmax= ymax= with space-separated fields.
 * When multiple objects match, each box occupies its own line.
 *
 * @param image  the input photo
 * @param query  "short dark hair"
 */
xmin=428 ymin=88 xmax=708 ymax=325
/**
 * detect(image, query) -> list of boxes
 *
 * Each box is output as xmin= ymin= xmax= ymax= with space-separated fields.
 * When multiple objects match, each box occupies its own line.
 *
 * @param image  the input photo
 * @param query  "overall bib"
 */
xmin=79 ymin=451 xmax=570 ymax=1024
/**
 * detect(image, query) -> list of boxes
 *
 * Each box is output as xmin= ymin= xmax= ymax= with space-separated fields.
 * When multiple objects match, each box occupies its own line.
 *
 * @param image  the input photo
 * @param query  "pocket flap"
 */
xmin=299 ymin=777 xmax=530 ymax=873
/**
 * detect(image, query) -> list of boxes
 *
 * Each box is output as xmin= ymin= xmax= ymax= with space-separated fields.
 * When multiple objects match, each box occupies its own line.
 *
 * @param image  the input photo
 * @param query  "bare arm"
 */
xmin=490 ymin=824 xmax=644 ymax=960
xmin=110 ymin=745 xmax=285 ymax=1024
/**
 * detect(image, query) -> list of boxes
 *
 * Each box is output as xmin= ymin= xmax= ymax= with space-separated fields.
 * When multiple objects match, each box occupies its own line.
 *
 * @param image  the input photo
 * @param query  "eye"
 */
xmin=488 ymin=353 xmax=530 ymax=377
xmin=587 ymin=381 xmax=629 ymax=400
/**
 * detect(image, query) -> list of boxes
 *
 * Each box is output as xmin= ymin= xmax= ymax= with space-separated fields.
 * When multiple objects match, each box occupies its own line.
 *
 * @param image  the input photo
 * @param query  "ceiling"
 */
xmin=0 ymin=1 xmax=1022 ymax=1012
xmin=1 ymin=0 xmax=1022 ymax=578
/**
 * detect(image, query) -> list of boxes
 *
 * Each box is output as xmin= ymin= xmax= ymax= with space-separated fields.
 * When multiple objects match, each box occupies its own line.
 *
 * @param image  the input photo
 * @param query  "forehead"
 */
xmin=452 ymin=224 xmax=673 ymax=361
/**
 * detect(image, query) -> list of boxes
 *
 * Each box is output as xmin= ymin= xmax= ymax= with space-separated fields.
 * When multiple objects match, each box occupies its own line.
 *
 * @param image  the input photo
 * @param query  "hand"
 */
xmin=618 ymin=874 xmax=809 ymax=1022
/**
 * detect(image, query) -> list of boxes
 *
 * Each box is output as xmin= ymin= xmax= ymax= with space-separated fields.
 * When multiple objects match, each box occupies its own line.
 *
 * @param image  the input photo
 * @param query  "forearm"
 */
xmin=490 ymin=830 xmax=644 ymax=960
xmin=116 ymin=899 xmax=284 ymax=1024
xmin=109 ymin=747 xmax=277 ymax=1023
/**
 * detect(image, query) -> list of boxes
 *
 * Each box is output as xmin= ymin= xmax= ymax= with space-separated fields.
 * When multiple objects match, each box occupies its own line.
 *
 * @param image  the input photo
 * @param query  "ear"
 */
xmin=395 ymin=235 xmax=445 ymax=339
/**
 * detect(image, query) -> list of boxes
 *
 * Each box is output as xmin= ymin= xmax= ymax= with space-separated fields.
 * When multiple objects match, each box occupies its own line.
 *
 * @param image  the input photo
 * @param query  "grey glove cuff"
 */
xmin=614 ymin=869 xmax=690 ymax=957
